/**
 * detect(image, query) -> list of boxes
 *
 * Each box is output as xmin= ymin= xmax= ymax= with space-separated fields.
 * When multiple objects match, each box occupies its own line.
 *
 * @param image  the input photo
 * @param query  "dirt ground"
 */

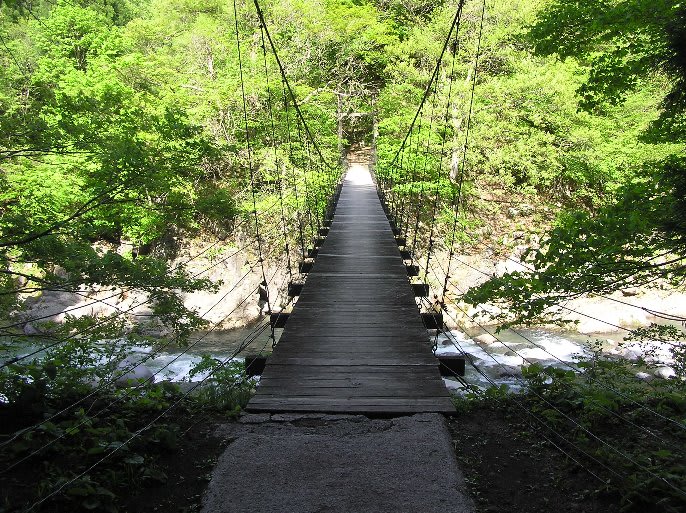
xmin=119 ymin=414 xmax=229 ymax=513
xmin=447 ymin=406 xmax=623 ymax=513
xmin=122 ymin=407 xmax=625 ymax=513
xmin=2 ymin=406 xmax=627 ymax=513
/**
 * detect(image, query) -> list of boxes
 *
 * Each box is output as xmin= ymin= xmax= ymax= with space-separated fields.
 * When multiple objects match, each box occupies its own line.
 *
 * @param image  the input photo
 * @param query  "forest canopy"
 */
xmin=462 ymin=0 xmax=686 ymax=327
xmin=0 ymin=0 xmax=685 ymax=330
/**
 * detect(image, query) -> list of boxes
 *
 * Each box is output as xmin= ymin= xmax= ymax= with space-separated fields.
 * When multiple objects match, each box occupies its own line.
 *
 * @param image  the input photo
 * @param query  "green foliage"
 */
xmin=528 ymin=0 xmax=682 ymax=114
xmin=0 ymin=347 xmax=253 ymax=511
xmin=0 ymin=381 xmax=184 ymax=512
xmin=2 ymin=0 xmax=686 ymax=507
xmin=457 ymin=0 xmax=686 ymax=328
xmin=458 ymin=348 xmax=686 ymax=512
xmin=188 ymin=355 xmax=256 ymax=413
xmin=520 ymin=355 xmax=686 ymax=512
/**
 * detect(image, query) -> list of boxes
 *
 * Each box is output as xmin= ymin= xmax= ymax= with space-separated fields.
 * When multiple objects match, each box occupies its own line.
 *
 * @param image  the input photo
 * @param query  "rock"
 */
xmin=635 ymin=372 xmax=654 ymax=382
xmin=137 ymin=321 xmax=172 ymax=338
xmin=621 ymin=287 xmax=639 ymax=297
xmin=115 ymin=356 xmax=154 ymax=386
xmin=519 ymin=203 xmax=534 ymax=215
xmin=496 ymin=365 xmax=523 ymax=378
xmin=474 ymin=334 xmax=497 ymax=346
xmin=442 ymin=378 xmax=464 ymax=391
xmin=53 ymin=265 xmax=69 ymax=279
xmin=23 ymin=322 xmax=41 ymax=335
xmin=654 ymin=366 xmax=676 ymax=380
xmin=621 ymin=348 xmax=642 ymax=362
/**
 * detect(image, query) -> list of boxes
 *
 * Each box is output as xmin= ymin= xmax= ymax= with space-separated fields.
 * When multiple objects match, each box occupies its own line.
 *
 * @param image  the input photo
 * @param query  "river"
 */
xmin=1 ymin=322 xmax=677 ymax=391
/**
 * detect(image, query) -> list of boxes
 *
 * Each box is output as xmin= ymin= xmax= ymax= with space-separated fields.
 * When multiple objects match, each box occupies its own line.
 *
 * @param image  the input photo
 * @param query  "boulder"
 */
xmin=442 ymin=378 xmax=464 ymax=392
xmin=496 ymin=365 xmax=523 ymax=378
xmin=474 ymin=333 xmax=497 ymax=346
xmin=115 ymin=356 xmax=154 ymax=386
xmin=53 ymin=265 xmax=69 ymax=279
xmin=635 ymin=372 xmax=654 ymax=382
xmin=654 ymin=366 xmax=676 ymax=380
xmin=621 ymin=348 xmax=642 ymax=362
xmin=23 ymin=322 xmax=41 ymax=335
xmin=621 ymin=287 xmax=639 ymax=297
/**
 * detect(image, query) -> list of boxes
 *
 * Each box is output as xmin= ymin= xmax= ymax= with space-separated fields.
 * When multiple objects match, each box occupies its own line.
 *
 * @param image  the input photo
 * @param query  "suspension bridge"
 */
xmin=247 ymin=165 xmax=455 ymax=414
xmin=3 ymin=0 xmax=686 ymax=511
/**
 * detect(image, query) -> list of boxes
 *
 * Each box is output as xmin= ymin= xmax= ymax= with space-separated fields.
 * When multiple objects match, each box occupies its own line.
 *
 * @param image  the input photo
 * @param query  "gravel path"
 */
xmin=201 ymin=412 xmax=474 ymax=513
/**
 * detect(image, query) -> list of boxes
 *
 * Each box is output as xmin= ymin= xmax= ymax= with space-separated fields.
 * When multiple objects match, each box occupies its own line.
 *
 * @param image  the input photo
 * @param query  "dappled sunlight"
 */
xmin=345 ymin=163 xmax=374 ymax=185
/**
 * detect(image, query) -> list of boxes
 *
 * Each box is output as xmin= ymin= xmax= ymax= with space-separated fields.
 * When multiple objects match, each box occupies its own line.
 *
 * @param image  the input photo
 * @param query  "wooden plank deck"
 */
xmin=246 ymin=167 xmax=455 ymax=415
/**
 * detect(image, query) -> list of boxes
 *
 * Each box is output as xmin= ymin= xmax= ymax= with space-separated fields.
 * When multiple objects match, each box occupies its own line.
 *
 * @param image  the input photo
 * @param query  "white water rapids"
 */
xmin=2 ymin=324 xmax=679 ymax=391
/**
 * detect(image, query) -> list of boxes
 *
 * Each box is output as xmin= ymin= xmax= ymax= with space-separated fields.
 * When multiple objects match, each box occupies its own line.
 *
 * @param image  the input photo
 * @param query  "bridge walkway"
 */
xmin=246 ymin=166 xmax=455 ymax=415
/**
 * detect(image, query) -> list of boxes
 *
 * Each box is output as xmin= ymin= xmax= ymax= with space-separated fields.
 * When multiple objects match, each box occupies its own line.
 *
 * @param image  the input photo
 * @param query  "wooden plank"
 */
xmin=259 ymin=376 xmax=444 ymax=386
xmin=272 ymin=345 xmax=432 ymax=354
xmin=259 ymin=365 xmax=441 ymax=376
xmin=266 ymin=356 xmax=437 ymax=366
xmin=254 ymin=386 xmax=450 ymax=398
xmin=248 ymin=397 xmax=454 ymax=408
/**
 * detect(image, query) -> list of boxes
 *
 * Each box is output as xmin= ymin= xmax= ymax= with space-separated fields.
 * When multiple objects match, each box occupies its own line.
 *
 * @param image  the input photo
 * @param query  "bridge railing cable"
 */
xmin=376 ymin=0 xmax=467 ymax=226
xmin=442 ymin=326 xmax=631 ymax=488
xmin=372 ymin=0 xmax=685 ymax=497
xmin=9 ymin=260 xmax=291 ymax=511
xmin=23 ymin=318 xmax=271 ymax=512
xmin=437 ymin=299 xmax=686 ymax=499
xmin=0 ymin=241 xmax=283 ymax=452
xmin=4 ymin=257 xmax=292 ymax=474
xmin=431 ymin=254 xmax=686 ymax=433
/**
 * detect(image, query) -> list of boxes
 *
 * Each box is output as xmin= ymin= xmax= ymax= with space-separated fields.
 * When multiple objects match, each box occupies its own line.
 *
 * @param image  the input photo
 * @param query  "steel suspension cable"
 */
xmin=439 ymin=301 xmax=686 ymax=498
xmin=424 ymin=5 xmax=466 ymax=289
xmin=442 ymin=326 xmax=628 ymax=485
xmin=442 ymin=0 xmax=486 ymax=301
xmin=252 ymin=0 xmax=336 ymax=173
xmin=233 ymin=0 xmax=272 ymax=317
xmin=438 ymin=256 xmax=686 ymax=433
xmin=282 ymin=79 xmax=307 ymax=262
xmin=259 ymin=24 xmax=293 ymax=287
xmin=5 ymin=257 xmax=292 ymax=474
xmin=387 ymin=0 xmax=468 ymax=170
xmin=25 ymin=318 xmax=273 ymax=512
xmin=420 ymin=247 xmax=686 ymax=440
xmin=0 ymin=247 xmax=281 ymax=451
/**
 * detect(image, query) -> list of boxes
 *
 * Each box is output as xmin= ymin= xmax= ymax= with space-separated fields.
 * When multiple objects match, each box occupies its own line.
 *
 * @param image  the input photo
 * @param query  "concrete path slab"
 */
xmin=201 ymin=413 xmax=474 ymax=513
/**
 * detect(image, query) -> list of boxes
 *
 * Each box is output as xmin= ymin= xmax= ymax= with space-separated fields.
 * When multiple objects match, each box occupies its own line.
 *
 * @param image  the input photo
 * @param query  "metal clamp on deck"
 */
xmin=270 ymin=312 xmax=290 ymax=328
xmin=421 ymin=312 xmax=443 ymax=329
xmin=287 ymin=282 xmax=304 ymax=297
xmin=406 ymin=264 xmax=419 ymax=276
xmin=438 ymin=355 xmax=466 ymax=377
xmin=412 ymin=283 xmax=429 ymax=297
xmin=299 ymin=261 xmax=313 ymax=273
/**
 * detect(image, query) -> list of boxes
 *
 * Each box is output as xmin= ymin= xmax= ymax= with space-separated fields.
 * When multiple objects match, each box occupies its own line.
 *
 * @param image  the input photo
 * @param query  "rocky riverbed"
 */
xmin=4 ymin=238 xmax=684 ymax=392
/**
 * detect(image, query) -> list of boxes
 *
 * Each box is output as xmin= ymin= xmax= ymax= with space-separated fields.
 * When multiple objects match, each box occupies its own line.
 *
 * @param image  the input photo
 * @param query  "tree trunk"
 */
xmin=450 ymin=60 xmax=475 ymax=182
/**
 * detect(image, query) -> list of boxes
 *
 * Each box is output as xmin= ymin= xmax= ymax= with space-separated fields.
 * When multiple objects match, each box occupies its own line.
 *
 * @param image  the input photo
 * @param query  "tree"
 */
xmin=463 ymin=0 xmax=686 ymax=326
